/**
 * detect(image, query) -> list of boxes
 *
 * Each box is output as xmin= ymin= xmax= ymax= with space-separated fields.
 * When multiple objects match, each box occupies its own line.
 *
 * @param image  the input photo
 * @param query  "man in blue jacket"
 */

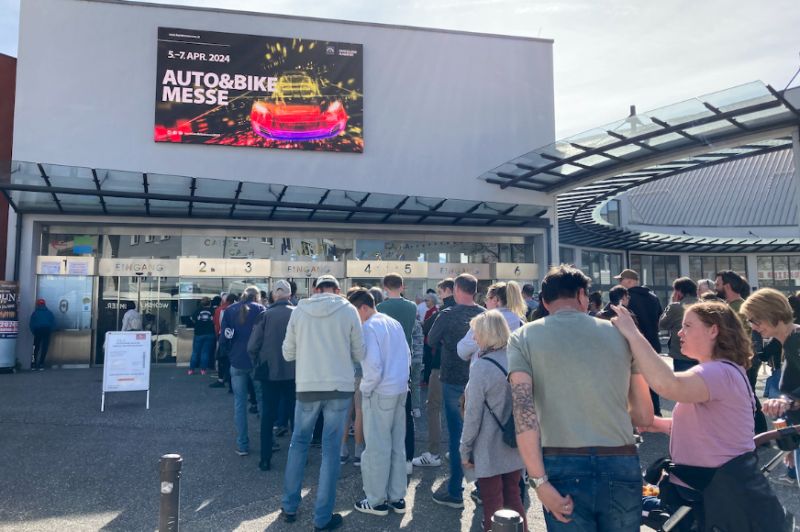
xmin=30 ymin=298 xmax=56 ymax=371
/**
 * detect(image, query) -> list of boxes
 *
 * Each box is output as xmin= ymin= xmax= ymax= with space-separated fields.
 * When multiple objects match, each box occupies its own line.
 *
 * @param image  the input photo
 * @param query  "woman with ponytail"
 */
xmin=219 ymin=285 xmax=265 ymax=455
xmin=457 ymin=281 xmax=527 ymax=365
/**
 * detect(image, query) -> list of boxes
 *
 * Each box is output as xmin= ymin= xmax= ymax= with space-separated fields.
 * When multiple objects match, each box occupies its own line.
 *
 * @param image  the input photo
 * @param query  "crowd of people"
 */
xmin=178 ymin=265 xmax=798 ymax=531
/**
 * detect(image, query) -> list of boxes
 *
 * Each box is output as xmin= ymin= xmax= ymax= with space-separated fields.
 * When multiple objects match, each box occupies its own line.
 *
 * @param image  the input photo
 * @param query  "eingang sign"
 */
xmin=155 ymin=27 xmax=364 ymax=153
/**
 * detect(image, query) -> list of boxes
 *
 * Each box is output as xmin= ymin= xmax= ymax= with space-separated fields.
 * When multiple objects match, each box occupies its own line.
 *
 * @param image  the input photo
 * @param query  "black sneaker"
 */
xmin=280 ymin=509 xmax=296 ymax=523
xmin=258 ymin=460 xmax=271 ymax=471
xmin=274 ymin=426 xmax=289 ymax=437
xmin=387 ymin=499 xmax=406 ymax=514
xmin=209 ymin=380 xmax=226 ymax=388
xmin=314 ymin=513 xmax=343 ymax=530
xmin=432 ymin=491 xmax=464 ymax=509
xmin=272 ymin=442 xmax=281 ymax=452
xmin=248 ymin=404 xmax=259 ymax=414
xmin=354 ymin=498 xmax=389 ymax=516
xmin=470 ymin=489 xmax=482 ymax=505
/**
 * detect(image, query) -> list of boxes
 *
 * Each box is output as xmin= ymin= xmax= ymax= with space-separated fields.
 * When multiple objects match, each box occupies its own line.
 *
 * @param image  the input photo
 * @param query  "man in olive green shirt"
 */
xmin=507 ymin=265 xmax=653 ymax=530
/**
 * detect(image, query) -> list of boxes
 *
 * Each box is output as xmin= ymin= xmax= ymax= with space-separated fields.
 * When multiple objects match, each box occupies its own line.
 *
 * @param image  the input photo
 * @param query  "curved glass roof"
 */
xmin=483 ymin=81 xmax=800 ymax=253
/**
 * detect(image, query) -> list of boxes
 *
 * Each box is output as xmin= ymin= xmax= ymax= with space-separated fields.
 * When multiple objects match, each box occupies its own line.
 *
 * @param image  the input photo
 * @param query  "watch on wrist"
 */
xmin=528 ymin=474 xmax=549 ymax=490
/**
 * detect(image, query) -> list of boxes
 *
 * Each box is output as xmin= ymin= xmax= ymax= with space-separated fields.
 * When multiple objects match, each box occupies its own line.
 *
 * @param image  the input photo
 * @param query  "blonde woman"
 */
xmin=458 ymin=281 xmax=526 ymax=364
xmin=741 ymin=288 xmax=800 ymax=488
xmin=460 ymin=310 xmax=528 ymax=532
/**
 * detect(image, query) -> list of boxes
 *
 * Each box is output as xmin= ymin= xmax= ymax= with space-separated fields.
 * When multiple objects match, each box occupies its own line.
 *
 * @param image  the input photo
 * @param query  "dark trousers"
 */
xmin=32 ymin=329 xmax=51 ymax=369
xmin=260 ymin=379 xmax=296 ymax=465
xmin=477 ymin=471 xmax=527 ymax=532
xmin=405 ymin=389 xmax=414 ymax=461
xmin=422 ymin=346 xmax=433 ymax=384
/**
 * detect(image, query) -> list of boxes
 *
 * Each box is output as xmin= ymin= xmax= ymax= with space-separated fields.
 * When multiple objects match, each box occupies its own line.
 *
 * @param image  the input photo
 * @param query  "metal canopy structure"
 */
xmin=0 ymin=161 xmax=550 ymax=228
xmin=481 ymin=81 xmax=800 ymax=253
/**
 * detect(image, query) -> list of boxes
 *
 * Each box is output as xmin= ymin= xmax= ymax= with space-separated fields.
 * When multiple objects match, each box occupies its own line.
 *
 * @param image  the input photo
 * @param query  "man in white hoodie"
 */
xmin=281 ymin=275 xmax=365 ymax=532
xmin=348 ymin=288 xmax=411 ymax=517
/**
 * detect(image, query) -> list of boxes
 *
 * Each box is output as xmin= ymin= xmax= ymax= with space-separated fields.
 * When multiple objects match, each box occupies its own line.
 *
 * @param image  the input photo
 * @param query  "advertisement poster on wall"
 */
xmin=154 ymin=27 xmax=364 ymax=153
xmin=0 ymin=281 xmax=18 ymax=369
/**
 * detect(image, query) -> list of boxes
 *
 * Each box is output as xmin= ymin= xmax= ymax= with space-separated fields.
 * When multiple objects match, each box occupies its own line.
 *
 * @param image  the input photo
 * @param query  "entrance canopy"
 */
xmin=1 ymin=161 xmax=549 ymax=228
xmin=481 ymin=81 xmax=800 ymax=252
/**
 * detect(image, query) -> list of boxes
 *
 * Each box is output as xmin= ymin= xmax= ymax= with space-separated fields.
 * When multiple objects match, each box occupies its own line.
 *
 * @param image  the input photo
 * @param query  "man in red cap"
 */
xmin=30 ymin=299 xmax=56 ymax=371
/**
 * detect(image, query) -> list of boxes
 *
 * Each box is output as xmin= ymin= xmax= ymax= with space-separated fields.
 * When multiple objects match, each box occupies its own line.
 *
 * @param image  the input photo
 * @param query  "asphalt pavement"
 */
xmin=0 ymin=364 xmax=797 ymax=531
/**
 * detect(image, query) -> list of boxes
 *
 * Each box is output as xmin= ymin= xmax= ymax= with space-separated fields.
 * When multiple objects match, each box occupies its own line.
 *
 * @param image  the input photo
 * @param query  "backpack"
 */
xmin=481 ymin=356 xmax=517 ymax=448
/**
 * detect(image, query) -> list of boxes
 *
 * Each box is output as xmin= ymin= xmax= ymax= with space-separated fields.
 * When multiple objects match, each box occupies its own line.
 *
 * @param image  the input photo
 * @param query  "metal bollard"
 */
xmin=159 ymin=454 xmax=183 ymax=532
xmin=491 ymin=508 xmax=523 ymax=532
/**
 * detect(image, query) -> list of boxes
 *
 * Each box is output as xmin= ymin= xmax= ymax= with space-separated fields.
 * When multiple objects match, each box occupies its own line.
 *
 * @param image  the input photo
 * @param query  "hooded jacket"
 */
xmin=282 ymin=292 xmax=365 ymax=393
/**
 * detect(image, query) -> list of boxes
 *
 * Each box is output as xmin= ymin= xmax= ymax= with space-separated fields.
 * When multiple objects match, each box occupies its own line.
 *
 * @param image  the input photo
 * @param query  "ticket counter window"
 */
xmin=35 ymin=275 xmax=94 ymax=366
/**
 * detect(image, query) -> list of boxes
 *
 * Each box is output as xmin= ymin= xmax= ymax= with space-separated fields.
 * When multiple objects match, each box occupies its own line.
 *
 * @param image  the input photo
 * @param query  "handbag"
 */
xmin=481 ymin=356 xmax=517 ymax=448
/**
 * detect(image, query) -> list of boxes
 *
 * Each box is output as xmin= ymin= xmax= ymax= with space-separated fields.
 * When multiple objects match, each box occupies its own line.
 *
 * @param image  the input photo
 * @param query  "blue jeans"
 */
xmin=442 ymin=382 xmax=466 ymax=499
xmin=230 ymin=367 xmax=251 ymax=452
xmin=190 ymin=334 xmax=215 ymax=369
xmin=282 ymin=396 xmax=352 ymax=528
xmin=543 ymin=454 xmax=641 ymax=532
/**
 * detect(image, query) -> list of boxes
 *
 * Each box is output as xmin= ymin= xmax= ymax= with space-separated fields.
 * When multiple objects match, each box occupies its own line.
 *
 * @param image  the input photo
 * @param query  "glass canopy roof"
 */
xmin=0 ymin=162 xmax=549 ymax=229
xmin=481 ymin=81 xmax=800 ymax=253
xmin=482 ymin=81 xmax=800 ymax=194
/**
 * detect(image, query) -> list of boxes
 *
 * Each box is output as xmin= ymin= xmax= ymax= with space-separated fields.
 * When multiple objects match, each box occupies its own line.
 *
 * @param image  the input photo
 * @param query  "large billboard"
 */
xmin=154 ymin=27 xmax=363 ymax=153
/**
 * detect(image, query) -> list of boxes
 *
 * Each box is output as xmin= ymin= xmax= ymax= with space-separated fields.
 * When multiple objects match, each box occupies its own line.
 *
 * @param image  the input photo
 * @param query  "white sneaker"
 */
xmin=406 ymin=460 xmax=413 ymax=475
xmin=412 ymin=452 xmax=442 ymax=467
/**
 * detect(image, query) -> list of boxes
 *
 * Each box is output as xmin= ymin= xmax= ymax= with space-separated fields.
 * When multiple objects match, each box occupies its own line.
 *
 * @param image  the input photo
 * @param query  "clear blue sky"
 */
xmin=1 ymin=0 xmax=798 ymax=138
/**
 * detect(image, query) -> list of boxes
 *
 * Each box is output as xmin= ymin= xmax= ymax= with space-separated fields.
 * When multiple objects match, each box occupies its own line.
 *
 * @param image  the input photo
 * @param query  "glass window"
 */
xmin=559 ymin=247 xmax=575 ymax=265
xmin=42 ymin=234 xmax=98 ymax=256
xmin=581 ymin=250 xmax=622 ymax=296
xmin=757 ymin=255 xmax=800 ymax=293
xmin=630 ymin=254 xmax=680 ymax=306
xmin=599 ymin=200 xmax=620 ymax=227
xmin=689 ymin=256 xmax=747 ymax=282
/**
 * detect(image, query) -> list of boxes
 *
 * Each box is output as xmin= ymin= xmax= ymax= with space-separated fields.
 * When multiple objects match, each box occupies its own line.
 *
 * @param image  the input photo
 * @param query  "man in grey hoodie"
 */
xmin=280 ymin=275 xmax=365 ymax=531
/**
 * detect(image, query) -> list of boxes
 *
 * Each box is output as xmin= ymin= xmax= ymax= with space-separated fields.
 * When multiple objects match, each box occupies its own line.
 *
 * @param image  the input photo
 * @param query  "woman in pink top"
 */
xmin=612 ymin=301 xmax=782 ymax=528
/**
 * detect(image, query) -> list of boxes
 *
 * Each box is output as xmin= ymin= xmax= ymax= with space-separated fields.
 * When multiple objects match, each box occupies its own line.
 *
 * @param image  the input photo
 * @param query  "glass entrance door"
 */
xmin=96 ymin=275 xmax=178 ymax=365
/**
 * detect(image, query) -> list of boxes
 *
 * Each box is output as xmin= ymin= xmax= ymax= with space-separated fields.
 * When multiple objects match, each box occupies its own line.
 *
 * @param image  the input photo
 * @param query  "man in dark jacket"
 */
xmin=30 ymin=299 xmax=56 ymax=371
xmin=248 ymin=279 xmax=295 ymax=471
xmin=427 ymin=274 xmax=484 ymax=508
xmin=615 ymin=269 xmax=664 ymax=416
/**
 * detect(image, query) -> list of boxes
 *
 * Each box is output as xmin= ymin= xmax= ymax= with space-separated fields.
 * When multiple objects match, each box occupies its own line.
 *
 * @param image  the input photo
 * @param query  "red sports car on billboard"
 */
xmin=250 ymin=73 xmax=349 ymax=141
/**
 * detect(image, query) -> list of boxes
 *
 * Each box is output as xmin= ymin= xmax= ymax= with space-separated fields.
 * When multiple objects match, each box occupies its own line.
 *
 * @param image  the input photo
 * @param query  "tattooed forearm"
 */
xmin=511 ymin=382 xmax=539 ymax=434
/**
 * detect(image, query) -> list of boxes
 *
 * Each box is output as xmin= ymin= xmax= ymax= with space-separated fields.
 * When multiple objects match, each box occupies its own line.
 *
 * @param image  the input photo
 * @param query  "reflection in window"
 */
xmin=43 ymin=234 xmax=98 ymax=256
xmin=560 ymin=247 xmax=575 ymax=265
xmin=580 ymin=250 xmax=622 ymax=296
xmin=599 ymin=200 xmax=620 ymax=227
xmin=756 ymin=255 xmax=800 ymax=293
xmin=688 ymin=256 xmax=747 ymax=281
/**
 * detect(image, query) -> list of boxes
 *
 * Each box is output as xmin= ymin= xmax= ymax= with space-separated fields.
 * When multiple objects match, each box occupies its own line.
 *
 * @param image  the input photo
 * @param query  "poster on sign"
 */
xmin=101 ymin=331 xmax=152 ymax=411
xmin=154 ymin=27 xmax=364 ymax=153
xmin=0 ymin=281 xmax=17 ymax=370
